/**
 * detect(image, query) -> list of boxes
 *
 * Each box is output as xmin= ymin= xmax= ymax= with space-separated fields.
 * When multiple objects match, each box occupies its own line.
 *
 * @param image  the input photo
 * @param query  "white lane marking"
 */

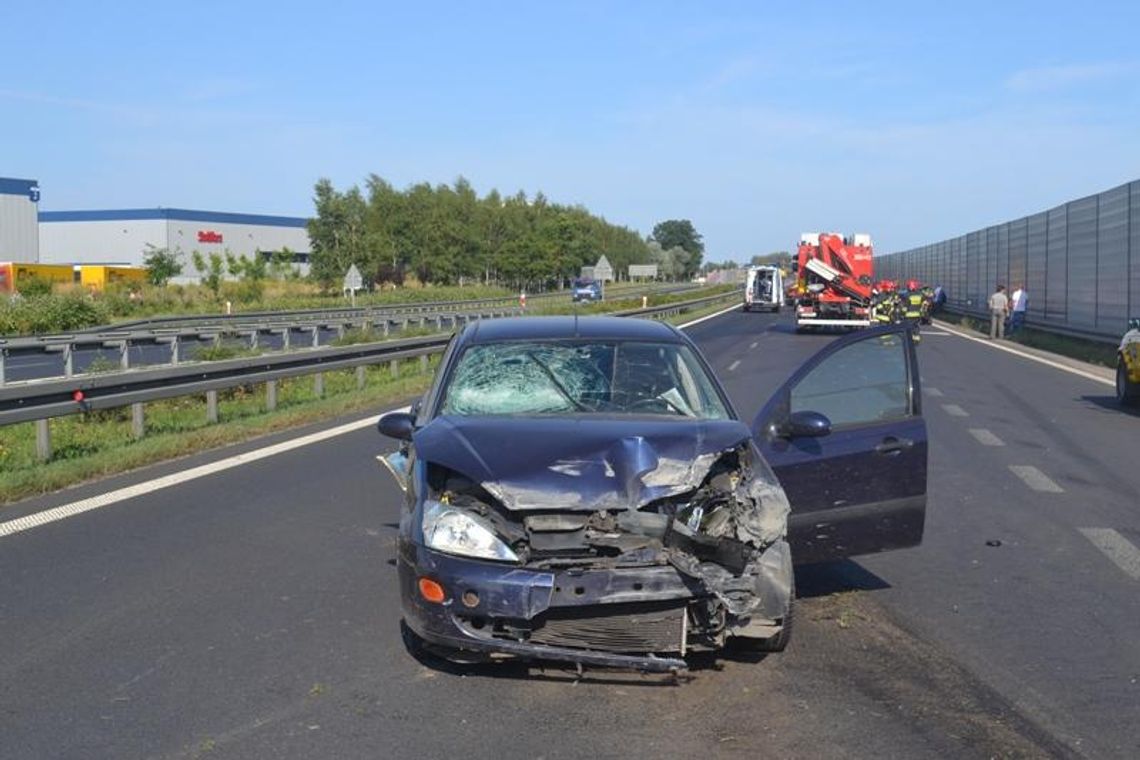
xmin=1079 ymin=528 xmax=1140 ymax=581
xmin=749 ymin=341 xmax=758 ymax=350
xmin=921 ymin=331 xmax=951 ymax=336
xmin=1009 ymin=465 xmax=1064 ymax=493
xmin=677 ymin=302 xmax=742 ymax=328
xmin=925 ymin=387 xmax=944 ymax=397
xmin=0 ymin=304 xmax=739 ymax=539
xmin=942 ymin=403 xmax=969 ymax=417
xmin=968 ymin=428 xmax=1005 ymax=446
xmin=933 ymin=320 xmax=1114 ymax=388
xmin=0 ymin=410 xmax=409 ymax=540
xmin=728 ymin=359 xmax=741 ymax=372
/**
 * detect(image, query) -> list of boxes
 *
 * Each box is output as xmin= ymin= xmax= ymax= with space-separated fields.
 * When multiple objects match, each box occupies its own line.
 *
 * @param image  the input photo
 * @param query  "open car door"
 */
xmin=753 ymin=325 xmax=927 ymax=564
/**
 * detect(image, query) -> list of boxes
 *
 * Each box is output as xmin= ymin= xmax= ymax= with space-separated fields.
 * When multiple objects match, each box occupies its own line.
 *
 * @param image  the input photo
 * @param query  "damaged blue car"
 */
xmin=378 ymin=316 xmax=926 ymax=672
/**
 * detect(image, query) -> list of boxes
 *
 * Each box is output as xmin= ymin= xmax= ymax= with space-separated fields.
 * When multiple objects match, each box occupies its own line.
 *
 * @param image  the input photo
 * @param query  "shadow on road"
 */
xmin=1081 ymin=394 xmax=1138 ymax=416
xmin=794 ymin=559 xmax=890 ymax=599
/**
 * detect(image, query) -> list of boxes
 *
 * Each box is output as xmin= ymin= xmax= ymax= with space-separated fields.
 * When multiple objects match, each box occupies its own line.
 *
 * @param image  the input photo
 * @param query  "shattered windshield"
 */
xmin=440 ymin=341 xmax=730 ymax=419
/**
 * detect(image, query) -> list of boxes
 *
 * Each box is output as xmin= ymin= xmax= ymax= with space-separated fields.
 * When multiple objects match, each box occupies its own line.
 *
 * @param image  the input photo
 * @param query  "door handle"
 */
xmin=875 ymin=437 xmax=913 ymax=455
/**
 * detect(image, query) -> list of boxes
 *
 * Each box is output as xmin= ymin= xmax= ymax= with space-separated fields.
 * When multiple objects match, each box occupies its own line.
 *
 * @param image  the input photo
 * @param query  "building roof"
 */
xmin=38 ymin=208 xmax=309 ymax=228
xmin=0 ymin=177 xmax=39 ymax=197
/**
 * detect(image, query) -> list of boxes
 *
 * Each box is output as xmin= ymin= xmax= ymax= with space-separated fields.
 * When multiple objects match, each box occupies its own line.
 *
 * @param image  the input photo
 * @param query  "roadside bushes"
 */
xmin=0 ymin=292 xmax=110 ymax=335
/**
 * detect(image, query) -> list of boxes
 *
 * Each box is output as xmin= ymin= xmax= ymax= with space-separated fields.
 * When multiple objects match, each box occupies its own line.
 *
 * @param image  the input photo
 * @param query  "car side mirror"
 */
xmin=378 ymin=412 xmax=416 ymax=441
xmin=782 ymin=410 xmax=832 ymax=438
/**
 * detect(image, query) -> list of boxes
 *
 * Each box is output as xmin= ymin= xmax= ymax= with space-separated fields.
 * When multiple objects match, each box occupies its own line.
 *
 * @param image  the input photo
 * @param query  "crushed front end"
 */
xmin=397 ymin=437 xmax=793 ymax=672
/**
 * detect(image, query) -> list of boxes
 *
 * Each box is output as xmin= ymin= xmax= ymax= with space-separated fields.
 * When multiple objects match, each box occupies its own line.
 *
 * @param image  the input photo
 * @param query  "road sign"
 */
xmin=343 ymin=264 xmax=363 ymax=306
xmin=343 ymin=264 xmax=363 ymax=291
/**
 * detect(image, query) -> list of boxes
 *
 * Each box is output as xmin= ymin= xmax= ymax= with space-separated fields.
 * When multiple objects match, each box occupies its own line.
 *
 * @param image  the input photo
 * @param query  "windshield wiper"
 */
xmin=524 ymin=351 xmax=589 ymax=412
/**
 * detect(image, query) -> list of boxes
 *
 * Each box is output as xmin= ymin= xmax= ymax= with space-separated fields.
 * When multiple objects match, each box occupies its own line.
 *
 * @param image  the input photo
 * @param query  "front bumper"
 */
xmin=397 ymin=540 xmax=700 ymax=672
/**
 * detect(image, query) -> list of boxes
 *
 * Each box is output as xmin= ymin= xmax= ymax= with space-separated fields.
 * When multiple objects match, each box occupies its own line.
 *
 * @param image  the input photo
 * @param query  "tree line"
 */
xmin=306 ymin=175 xmax=704 ymax=290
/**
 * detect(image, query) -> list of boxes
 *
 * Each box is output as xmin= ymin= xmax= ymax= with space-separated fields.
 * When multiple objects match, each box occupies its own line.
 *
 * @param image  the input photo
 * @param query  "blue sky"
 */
xmin=3 ymin=0 xmax=1139 ymax=261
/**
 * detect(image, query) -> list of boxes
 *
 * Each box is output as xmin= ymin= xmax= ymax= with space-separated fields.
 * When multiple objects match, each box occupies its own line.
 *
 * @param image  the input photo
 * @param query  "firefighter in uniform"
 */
xmin=871 ymin=280 xmax=900 ymax=326
xmin=920 ymin=285 xmax=935 ymax=324
xmin=902 ymin=279 xmax=925 ymax=341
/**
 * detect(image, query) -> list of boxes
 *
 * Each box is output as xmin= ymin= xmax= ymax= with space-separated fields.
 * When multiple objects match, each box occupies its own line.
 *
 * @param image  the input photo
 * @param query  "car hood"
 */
xmin=413 ymin=415 xmax=753 ymax=511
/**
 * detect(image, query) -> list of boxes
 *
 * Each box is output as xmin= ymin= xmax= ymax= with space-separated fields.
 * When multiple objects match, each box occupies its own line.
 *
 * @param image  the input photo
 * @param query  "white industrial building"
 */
xmin=0 ymin=177 xmax=41 ymax=261
xmin=39 ymin=208 xmax=312 ymax=281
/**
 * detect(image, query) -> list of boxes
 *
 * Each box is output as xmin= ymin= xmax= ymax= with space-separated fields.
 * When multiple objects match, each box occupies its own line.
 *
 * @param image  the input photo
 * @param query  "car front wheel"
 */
xmin=1117 ymin=357 xmax=1139 ymax=406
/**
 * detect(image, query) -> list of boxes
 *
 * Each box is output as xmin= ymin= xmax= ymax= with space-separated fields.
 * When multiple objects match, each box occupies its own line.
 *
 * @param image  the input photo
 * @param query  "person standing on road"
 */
xmin=1009 ymin=284 xmax=1027 ymax=335
xmin=988 ymin=285 xmax=1009 ymax=339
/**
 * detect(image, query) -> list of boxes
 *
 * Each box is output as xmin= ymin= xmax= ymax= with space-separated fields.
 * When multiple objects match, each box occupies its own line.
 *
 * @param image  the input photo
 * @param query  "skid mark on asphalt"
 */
xmin=968 ymin=428 xmax=1005 ymax=446
xmin=1079 ymin=528 xmax=1140 ymax=581
xmin=1009 ymin=465 xmax=1064 ymax=493
xmin=942 ymin=404 xmax=969 ymax=417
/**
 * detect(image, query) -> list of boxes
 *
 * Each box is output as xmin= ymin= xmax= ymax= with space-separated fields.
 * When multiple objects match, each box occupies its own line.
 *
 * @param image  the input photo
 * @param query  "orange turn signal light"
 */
xmin=418 ymin=577 xmax=446 ymax=604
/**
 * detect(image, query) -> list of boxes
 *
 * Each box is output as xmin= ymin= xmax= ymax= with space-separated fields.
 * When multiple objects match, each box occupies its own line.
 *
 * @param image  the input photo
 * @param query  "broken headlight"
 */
xmin=422 ymin=501 xmax=520 ymax=563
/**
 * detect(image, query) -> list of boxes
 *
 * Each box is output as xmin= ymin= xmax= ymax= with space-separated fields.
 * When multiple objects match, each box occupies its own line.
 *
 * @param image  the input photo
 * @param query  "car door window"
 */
xmin=790 ymin=333 xmax=910 ymax=427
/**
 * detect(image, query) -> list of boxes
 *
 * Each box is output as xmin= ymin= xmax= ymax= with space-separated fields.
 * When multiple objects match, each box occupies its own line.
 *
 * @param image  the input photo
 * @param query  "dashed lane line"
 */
xmin=728 ymin=359 xmax=741 ymax=372
xmin=925 ymin=387 xmax=944 ymax=397
xmin=968 ymin=428 xmax=1005 ymax=446
xmin=1079 ymin=528 xmax=1140 ymax=581
xmin=1009 ymin=465 xmax=1064 ymax=493
xmin=749 ymin=341 xmax=759 ymax=350
xmin=942 ymin=403 xmax=969 ymax=417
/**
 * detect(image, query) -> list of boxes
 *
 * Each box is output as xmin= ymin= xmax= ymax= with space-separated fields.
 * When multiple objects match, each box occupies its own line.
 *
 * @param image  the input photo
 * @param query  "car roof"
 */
xmin=461 ymin=316 xmax=685 ymax=345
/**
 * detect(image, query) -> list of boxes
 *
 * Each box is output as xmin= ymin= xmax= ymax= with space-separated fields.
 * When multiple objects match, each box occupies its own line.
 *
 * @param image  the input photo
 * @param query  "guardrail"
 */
xmin=0 ymin=306 xmax=521 ymax=385
xmin=71 ymin=282 xmax=697 ymax=332
xmin=0 ymin=283 xmax=701 ymax=385
xmin=0 ymin=290 xmax=737 ymax=461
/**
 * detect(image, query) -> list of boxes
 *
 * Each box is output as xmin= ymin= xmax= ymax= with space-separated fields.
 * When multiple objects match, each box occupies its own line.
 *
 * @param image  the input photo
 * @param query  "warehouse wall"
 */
xmin=167 ymin=218 xmax=310 ymax=280
xmin=0 ymin=178 xmax=41 ymax=262
xmin=39 ymin=209 xmax=311 ymax=282
xmin=39 ymin=219 xmax=167 ymax=266
xmin=876 ymin=179 xmax=1139 ymax=341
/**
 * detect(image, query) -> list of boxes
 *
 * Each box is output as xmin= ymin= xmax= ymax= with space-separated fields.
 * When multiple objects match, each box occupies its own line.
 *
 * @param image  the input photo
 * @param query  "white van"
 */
xmin=743 ymin=266 xmax=784 ymax=312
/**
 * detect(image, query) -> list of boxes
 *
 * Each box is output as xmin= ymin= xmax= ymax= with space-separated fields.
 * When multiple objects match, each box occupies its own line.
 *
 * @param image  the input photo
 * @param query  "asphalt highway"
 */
xmin=1 ymin=307 xmax=1136 ymax=759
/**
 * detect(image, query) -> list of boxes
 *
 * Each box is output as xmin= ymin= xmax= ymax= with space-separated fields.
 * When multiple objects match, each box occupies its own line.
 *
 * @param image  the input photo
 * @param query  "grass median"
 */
xmin=0 ymin=288 xmax=738 ymax=507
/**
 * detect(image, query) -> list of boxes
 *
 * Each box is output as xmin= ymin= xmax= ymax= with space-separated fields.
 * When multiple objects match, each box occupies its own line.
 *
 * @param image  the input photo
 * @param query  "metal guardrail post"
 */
xmin=310 ymin=326 xmax=319 ymax=348
xmin=266 ymin=380 xmax=278 ymax=411
xmin=131 ymin=403 xmax=145 ymax=439
xmin=390 ymin=359 xmax=399 ymax=377
xmin=206 ymin=391 xmax=218 ymax=423
xmin=63 ymin=344 xmax=73 ymax=378
xmin=171 ymin=336 xmax=181 ymax=365
xmin=1 ymin=348 xmax=7 ymax=385
xmin=119 ymin=341 xmax=130 ymax=370
xmin=36 ymin=419 xmax=51 ymax=461
xmin=356 ymin=366 xmax=366 ymax=389
xmin=420 ymin=355 xmax=429 ymax=373
xmin=283 ymin=328 xmax=292 ymax=350
xmin=313 ymin=373 xmax=324 ymax=398
xmin=248 ymin=331 xmax=258 ymax=349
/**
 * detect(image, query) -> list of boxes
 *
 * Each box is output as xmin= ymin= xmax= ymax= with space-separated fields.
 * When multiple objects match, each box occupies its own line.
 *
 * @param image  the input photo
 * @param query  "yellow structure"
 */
xmin=78 ymin=265 xmax=148 ymax=291
xmin=0 ymin=262 xmax=75 ymax=294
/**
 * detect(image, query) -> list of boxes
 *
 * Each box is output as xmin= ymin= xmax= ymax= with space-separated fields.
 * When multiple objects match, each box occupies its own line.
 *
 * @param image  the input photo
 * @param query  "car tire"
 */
xmin=1117 ymin=357 xmax=1139 ymax=407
